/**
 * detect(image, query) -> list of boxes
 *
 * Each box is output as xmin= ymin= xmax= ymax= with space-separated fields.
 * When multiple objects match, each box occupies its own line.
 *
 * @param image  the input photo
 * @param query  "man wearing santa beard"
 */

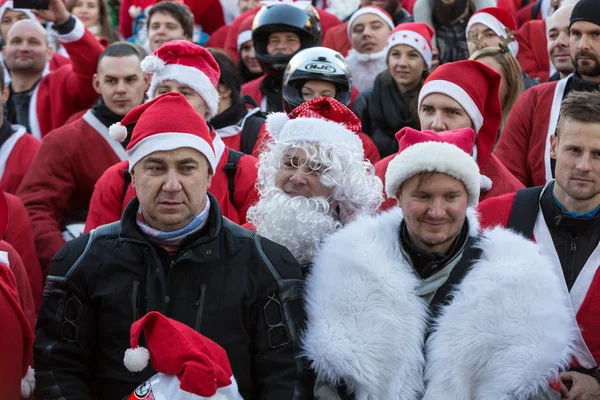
xmin=246 ymin=97 xmax=382 ymax=269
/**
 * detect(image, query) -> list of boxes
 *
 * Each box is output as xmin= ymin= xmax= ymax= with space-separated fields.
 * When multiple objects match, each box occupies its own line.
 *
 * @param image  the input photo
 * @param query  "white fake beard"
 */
xmin=345 ymin=48 xmax=388 ymax=92
xmin=248 ymin=189 xmax=342 ymax=266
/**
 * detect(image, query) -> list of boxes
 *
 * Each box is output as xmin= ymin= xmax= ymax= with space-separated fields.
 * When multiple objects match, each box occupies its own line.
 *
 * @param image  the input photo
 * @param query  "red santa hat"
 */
xmin=417 ymin=60 xmax=501 ymax=182
xmin=467 ymin=7 xmax=519 ymax=55
xmin=266 ymin=97 xmax=364 ymax=153
xmin=141 ymin=40 xmax=221 ymax=118
xmin=0 ymin=0 xmax=36 ymax=22
xmin=124 ymin=312 xmax=243 ymax=400
xmin=109 ymin=92 xmax=216 ymax=173
xmin=0 ymin=185 xmax=35 ymax=398
xmin=386 ymin=22 xmax=435 ymax=70
xmin=385 ymin=127 xmax=481 ymax=206
xmin=237 ymin=14 xmax=254 ymax=52
xmin=347 ymin=6 xmax=395 ymax=39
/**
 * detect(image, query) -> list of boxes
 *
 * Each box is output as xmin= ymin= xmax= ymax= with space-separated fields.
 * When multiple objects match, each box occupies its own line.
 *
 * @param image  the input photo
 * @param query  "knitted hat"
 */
xmin=386 ymin=22 xmax=435 ymax=70
xmin=141 ymin=40 xmax=221 ymax=118
xmin=467 ymin=7 xmax=519 ymax=55
xmin=266 ymin=97 xmax=364 ymax=152
xmin=237 ymin=14 xmax=254 ymax=52
xmin=124 ymin=312 xmax=243 ymax=400
xmin=109 ymin=92 xmax=216 ymax=172
xmin=570 ymin=0 xmax=600 ymax=29
xmin=417 ymin=60 xmax=501 ymax=178
xmin=385 ymin=127 xmax=481 ymax=207
xmin=347 ymin=6 xmax=395 ymax=39
xmin=0 ymin=0 xmax=36 ymax=22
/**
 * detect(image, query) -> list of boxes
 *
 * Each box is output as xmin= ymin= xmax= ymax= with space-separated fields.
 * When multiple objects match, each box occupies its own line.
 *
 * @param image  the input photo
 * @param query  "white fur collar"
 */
xmin=303 ymin=208 xmax=577 ymax=399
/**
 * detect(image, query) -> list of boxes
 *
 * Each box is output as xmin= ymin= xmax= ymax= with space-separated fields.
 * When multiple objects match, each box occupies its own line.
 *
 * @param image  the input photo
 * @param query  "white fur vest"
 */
xmin=302 ymin=208 xmax=578 ymax=400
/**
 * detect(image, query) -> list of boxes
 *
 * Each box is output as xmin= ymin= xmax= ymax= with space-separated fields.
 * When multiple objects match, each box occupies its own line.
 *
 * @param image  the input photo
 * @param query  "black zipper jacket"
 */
xmin=34 ymin=194 xmax=312 ymax=399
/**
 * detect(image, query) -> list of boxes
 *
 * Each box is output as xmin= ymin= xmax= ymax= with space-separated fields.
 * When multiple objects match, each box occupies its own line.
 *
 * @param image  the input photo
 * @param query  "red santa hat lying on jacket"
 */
xmin=124 ymin=311 xmax=243 ymax=400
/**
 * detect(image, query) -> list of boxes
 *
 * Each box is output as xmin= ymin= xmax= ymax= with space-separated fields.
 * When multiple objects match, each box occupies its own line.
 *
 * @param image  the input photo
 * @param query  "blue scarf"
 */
xmin=551 ymin=183 xmax=600 ymax=219
xmin=136 ymin=196 xmax=211 ymax=248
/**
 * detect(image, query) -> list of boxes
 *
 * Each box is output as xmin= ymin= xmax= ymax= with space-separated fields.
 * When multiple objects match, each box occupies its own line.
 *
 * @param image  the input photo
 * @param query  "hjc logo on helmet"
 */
xmin=128 ymin=381 xmax=155 ymax=400
xmin=303 ymin=62 xmax=337 ymax=73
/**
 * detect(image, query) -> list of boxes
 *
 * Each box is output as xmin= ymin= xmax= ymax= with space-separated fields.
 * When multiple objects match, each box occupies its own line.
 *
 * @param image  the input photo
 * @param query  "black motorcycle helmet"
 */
xmin=282 ymin=47 xmax=352 ymax=113
xmin=252 ymin=3 xmax=322 ymax=77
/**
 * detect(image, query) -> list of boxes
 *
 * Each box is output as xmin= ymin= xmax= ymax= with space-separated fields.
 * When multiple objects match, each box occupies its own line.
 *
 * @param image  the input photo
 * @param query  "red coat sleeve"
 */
xmin=358 ymin=133 xmax=381 ymax=164
xmin=496 ymin=87 xmax=538 ymax=188
xmin=17 ymin=130 xmax=79 ymax=271
xmin=84 ymin=161 xmax=130 ymax=233
xmin=3 ymin=194 xmax=43 ymax=311
xmin=374 ymin=155 xmax=396 ymax=212
xmin=233 ymin=154 xmax=259 ymax=225
xmin=0 ymin=241 xmax=36 ymax=333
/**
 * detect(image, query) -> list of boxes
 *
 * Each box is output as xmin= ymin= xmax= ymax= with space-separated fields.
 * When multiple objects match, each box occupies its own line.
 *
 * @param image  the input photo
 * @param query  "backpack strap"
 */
xmin=241 ymin=112 xmax=266 ymax=155
xmin=224 ymin=149 xmax=244 ymax=207
xmin=506 ymin=186 xmax=544 ymax=239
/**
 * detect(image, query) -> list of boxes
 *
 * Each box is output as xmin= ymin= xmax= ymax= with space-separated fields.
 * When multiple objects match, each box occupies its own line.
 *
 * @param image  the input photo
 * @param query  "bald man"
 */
xmin=2 ymin=0 xmax=104 ymax=139
xmin=547 ymin=5 xmax=575 ymax=81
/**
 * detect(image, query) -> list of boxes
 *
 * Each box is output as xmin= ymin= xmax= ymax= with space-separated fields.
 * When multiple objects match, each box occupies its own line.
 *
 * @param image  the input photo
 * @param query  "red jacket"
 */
xmin=49 ymin=52 xmax=71 ymax=70
xmin=242 ymin=75 xmax=361 ymax=112
xmin=516 ymin=1 xmax=542 ymax=27
xmin=28 ymin=19 xmax=104 ymax=138
xmin=516 ymin=19 xmax=550 ymax=83
xmin=17 ymin=110 xmax=128 ymax=273
xmin=322 ymin=21 xmax=351 ymax=56
xmin=496 ymin=78 xmax=564 ymax=187
xmin=0 ymin=241 xmax=36 ymax=334
xmin=224 ymin=7 xmax=341 ymax=62
xmin=0 ymin=259 xmax=33 ymax=400
xmin=477 ymin=190 xmax=600 ymax=368
xmin=0 ymin=127 xmax=40 ymax=195
xmin=375 ymin=152 xmax=523 ymax=211
xmin=119 ymin=0 xmax=225 ymax=39
xmin=85 ymin=137 xmax=259 ymax=231
xmin=4 ymin=193 xmax=42 ymax=312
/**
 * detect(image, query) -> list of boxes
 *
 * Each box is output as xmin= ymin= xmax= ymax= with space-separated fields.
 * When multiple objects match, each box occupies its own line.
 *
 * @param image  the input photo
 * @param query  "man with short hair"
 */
xmin=34 ymin=92 xmax=312 ymax=399
xmin=247 ymin=97 xmax=383 ymax=269
xmin=546 ymin=4 xmax=576 ymax=81
xmin=497 ymin=0 xmax=600 ymax=187
xmin=2 ymin=0 xmax=104 ymax=138
xmin=85 ymin=41 xmax=259 ymax=230
xmin=479 ymin=90 xmax=600 ymax=399
xmin=17 ymin=42 xmax=148 ymax=273
xmin=303 ymin=125 xmax=576 ymax=399
xmin=146 ymin=1 xmax=193 ymax=52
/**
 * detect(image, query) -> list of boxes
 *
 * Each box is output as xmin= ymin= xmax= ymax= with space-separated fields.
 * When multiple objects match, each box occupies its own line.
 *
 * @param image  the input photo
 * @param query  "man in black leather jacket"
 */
xmin=34 ymin=92 xmax=312 ymax=400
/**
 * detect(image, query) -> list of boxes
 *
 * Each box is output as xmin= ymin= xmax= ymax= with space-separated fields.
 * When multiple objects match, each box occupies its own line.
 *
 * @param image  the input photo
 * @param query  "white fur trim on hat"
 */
xmin=21 ymin=366 xmax=35 ymax=398
xmin=466 ymin=12 xmax=519 ymax=55
xmin=385 ymin=141 xmax=481 ymax=207
xmin=347 ymin=7 xmax=395 ymax=39
xmin=418 ymin=80 xmax=484 ymax=133
xmin=124 ymin=346 xmax=150 ymax=372
xmin=386 ymin=30 xmax=432 ymax=70
xmin=266 ymin=113 xmax=363 ymax=152
xmin=145 ymin=63 xmax=219 ymax=118
xmin=237 ymin=30 xmax=253 ymax=52
xmin=127 ymin=132 xmax=217 ymax=172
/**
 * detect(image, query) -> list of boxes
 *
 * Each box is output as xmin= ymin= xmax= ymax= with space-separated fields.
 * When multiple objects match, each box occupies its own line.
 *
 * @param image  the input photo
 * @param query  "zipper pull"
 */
xmin=571 ymin=239 xmax=577 ymax=251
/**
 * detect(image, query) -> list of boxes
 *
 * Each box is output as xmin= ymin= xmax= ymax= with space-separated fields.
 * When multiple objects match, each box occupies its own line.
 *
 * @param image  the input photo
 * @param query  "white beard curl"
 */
xmin=345 ymin=48 xmax=388 ymax=92
xmin=248 ymin=188 xmax=342 ymax=266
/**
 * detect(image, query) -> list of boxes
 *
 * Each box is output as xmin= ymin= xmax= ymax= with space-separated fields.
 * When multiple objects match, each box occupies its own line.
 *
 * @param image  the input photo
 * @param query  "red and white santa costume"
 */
xmin=17 ymin=110 xmax=129 ymax=273
xmin=496 ymin=76 xmax=570 ymax=187
xmin=478 ymin=183 xmax=600 ymax=372
xmin=16 ymin=17 xmax=105 ymax=138
xmin=375 ymin=60 xmax=523 ymax=211
xmin=303 ymin=127 xmax=577 ymax=399
xmin=85 ymin=41 xmax=259 ymax=230
xmin=124 ymin=311 xmax=243 ymax=400
xmin=0 ymin=125 xmax=40 ymax=195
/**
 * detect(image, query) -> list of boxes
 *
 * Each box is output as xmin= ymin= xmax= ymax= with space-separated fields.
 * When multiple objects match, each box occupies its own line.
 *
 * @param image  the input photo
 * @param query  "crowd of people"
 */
xmin=0 ymin=0 xmax=599 ymax=398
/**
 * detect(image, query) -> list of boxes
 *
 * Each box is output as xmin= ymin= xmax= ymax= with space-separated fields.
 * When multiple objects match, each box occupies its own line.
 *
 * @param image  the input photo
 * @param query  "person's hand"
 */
xmin=560 ymin=371 xmax=600 ymax=399
xmin=32 ymin=0 xmax=70 ymax=25
xmin=431 ymin=47 xmax=440 ymax=71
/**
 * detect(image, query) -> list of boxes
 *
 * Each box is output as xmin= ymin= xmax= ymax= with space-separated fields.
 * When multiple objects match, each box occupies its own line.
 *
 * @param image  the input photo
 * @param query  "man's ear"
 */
xmin=130 ymin=168 xmax=137 ymax=189
xmin=92 ymin=73 xmax=102 ymax=95
xmin=550 ymin=134 xmax=558 ymax=160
